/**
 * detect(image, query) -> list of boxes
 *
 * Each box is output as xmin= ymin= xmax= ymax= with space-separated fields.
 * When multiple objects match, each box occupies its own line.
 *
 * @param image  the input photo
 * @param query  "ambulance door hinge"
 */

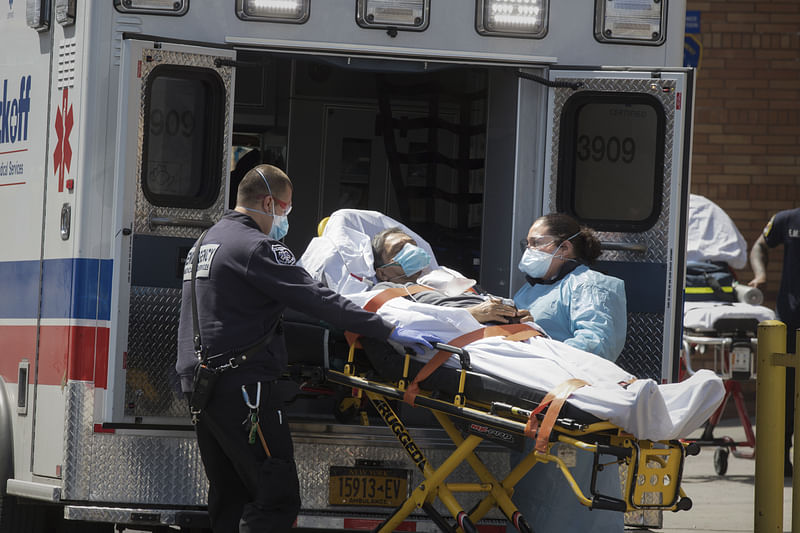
xmin=517 ymin=71 xmax=583 ymax=91
xmin=213 ymin=58 xmax=270 ymax=69
xmin=60 ymin=203 xmax=71 ymax=241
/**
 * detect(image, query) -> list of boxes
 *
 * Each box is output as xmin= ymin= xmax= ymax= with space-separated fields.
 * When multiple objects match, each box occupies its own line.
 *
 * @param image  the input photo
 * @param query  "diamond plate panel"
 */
xmin=63 ymin=381 xmax=207 ymax=505
xmin=125 ymin=286 xmax=187 ymax=418
xmin=63 ymin=380 xmax=94 ymax=500
xmin=65 ymin=506 xmax=179 ymax=525
xmin=133 ymin=48 xmax=232 ymax=239
xmin=621 ymin=463 xmax=663 ymax=528
xmin=547 ymin=77 xmax=677 ymax=379
xmin=547 ymin=77 xmax=676 ymax=264
xmin=616 ymin=313 xmax=665 ymax=380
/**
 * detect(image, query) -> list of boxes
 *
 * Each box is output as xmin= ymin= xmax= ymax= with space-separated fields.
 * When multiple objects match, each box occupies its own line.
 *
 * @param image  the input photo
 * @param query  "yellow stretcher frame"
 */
xmin=325 ymin=343 xmax=697 ymax=533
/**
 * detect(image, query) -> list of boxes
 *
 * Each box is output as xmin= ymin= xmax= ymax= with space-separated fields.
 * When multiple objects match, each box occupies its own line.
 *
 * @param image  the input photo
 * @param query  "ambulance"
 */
xmin=0 ymin=1 xmax=693 ymax=530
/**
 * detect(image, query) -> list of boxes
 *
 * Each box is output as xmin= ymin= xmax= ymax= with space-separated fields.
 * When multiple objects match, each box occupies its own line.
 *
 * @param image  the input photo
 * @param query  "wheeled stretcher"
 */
xmin=681 ymin=301 xmax=775 ymax=475
xmin=323 ymin=331 xmax=698 ymax=533
xmin=293 ymin=208 xmax=723 ymax=529
xmin=679 ymin=194 xmax=776 ymax=474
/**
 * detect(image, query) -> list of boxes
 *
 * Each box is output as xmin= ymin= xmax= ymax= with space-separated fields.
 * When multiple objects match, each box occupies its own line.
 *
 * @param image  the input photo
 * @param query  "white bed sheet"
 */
xmin=684 ymin=301 xmax=776 ymax=331
xmin=347 ymin=291 xmax=724 ymax=442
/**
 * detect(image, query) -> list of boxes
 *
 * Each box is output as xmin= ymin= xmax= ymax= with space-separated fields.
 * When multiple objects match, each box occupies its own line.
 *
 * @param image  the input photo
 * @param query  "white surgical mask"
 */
xmin=518 ymin=231 xmax=580 ymax=279
xmin=518 ymin=248 xmax=555 ymax=279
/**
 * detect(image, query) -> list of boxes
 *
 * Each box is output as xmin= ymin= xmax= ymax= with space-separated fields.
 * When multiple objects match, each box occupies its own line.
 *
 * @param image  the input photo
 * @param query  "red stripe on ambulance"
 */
xmin=0 ymin=324 xmax=109 ymax=388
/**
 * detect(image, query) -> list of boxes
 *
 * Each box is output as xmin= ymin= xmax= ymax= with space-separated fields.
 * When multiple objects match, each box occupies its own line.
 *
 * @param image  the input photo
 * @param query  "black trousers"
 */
xmin=194 ymin=377 xmax=301 ymax=533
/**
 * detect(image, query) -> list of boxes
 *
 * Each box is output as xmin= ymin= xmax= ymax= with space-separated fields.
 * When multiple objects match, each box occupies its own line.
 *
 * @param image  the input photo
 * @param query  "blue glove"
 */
xmin=388 ymin=327 xmax=441 ymax=355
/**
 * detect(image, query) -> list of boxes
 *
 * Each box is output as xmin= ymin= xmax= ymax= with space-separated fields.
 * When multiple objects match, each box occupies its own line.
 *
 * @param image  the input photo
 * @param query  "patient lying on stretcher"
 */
xmin=299 ymin=209 xmax=725 ymax=442
xmin=371 ymin=227 xmax=532 ymax=325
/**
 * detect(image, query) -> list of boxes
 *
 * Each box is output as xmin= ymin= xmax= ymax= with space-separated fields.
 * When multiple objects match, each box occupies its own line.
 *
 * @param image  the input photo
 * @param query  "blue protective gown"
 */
xmin=513 ymin=264 xmax=627 ymax=362
xmin=509 ymin=264 xmax=627 ymax=533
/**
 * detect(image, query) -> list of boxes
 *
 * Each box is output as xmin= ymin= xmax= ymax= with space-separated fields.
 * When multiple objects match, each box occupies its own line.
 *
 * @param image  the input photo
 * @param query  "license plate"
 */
xmin=329 ymin=465 xmax=408 ymax=507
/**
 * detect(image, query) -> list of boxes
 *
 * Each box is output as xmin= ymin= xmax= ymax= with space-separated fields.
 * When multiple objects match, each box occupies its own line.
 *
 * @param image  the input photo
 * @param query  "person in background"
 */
xmin=749 ymin=207 xmax=800 ymax=477
xmin=510 ymin=212 xmax=627 ymax=533
xmin=176 ymin=165 xmax=438 ymax=533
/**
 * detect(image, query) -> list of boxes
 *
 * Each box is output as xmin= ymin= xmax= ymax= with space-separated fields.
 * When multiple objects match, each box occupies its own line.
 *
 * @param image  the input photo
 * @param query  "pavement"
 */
xmin=656 ymin=418 xmax=793 ymax=533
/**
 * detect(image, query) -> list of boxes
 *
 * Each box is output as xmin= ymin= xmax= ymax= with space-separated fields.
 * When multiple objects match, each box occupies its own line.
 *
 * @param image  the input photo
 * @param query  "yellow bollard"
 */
xmin=755 ymin=320 xmax=786 ymax=533
xmin=793 ymin=329 xmax=800 ymax=533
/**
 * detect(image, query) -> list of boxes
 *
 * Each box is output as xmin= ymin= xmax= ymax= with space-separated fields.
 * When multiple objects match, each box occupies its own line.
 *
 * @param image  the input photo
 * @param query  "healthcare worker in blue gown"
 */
xmin=509 ymin=213 xmax=627 ymax=533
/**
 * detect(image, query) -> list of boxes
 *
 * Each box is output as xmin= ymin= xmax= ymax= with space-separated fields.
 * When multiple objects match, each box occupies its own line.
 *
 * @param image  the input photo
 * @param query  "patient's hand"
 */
xmin=468 ymin=299 xmax=520 ymax=324
xmin=515 ymin=309 xmax=532 ymax=323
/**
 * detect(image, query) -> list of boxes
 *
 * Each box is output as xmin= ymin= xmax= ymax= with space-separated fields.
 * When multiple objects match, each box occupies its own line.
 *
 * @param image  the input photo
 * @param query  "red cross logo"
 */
xmin=53 ymin=88 xmax=74 ymax=192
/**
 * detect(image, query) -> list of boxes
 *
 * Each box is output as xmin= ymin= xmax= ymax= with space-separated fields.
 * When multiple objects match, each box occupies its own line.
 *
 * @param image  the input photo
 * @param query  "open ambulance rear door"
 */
xmin=541 ymin=69 xmax=694 ymax=383
xmin=66 ymin=38 xmax=236 ymax=510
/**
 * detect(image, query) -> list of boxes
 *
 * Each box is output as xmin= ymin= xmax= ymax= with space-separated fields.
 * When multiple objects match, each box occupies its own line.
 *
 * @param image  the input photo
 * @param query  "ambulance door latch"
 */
xmin=60 ymin=203 xmax=71 ymax=241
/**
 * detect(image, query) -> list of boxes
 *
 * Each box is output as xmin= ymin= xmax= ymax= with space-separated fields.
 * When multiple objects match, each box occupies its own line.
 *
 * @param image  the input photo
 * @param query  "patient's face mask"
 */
xmin=382 ymin=243 xmax=431 ymax=277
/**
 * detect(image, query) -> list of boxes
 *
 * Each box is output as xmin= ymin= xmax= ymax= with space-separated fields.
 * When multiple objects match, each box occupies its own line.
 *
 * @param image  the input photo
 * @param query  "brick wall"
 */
xmin=687 ymin=0 xmax=800 ymax=311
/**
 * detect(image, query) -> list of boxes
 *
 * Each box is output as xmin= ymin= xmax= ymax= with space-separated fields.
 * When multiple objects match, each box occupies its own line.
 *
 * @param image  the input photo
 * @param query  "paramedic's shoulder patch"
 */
xmin=271 ymin=244 xmax=296 ymax=265
xmin=182 ymin=244 xmax=221 ymax=281
xmin=763 ymin=215 xmax=775 ymax=238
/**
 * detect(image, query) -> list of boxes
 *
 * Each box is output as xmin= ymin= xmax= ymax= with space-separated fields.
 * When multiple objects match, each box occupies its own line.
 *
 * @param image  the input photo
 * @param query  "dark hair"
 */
xmin=537 ymin=213 xmax=602 ymax=264
xmin=371 ymin=227 xmax=408 ymax=268
xmin=236 ymin=164 xmax=292 ymax=206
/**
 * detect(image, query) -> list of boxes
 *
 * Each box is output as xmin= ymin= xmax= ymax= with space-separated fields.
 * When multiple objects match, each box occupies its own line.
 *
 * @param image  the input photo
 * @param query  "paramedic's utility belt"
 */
xmin=187 ymin=229 xmax=277 ymax=416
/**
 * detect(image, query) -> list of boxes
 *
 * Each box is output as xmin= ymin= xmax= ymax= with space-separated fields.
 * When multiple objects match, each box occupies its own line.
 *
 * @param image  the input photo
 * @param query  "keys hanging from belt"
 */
xmin=242 ymin=383 xmax=272 ymax=457
xmin=242 ymin=383 xmax=261 ymax=444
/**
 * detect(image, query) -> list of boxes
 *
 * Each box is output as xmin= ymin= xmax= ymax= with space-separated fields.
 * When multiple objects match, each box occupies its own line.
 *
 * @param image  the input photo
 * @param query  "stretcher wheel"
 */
xmin=714 ymin=447 xmax=729 ymax=476
xmin=456 ymin=511 xmax=478 ymax=533
xmin=684 ymin=441 xmax=701 ymax=456
xmin=516 ymin=515 xmax=533 ymax=533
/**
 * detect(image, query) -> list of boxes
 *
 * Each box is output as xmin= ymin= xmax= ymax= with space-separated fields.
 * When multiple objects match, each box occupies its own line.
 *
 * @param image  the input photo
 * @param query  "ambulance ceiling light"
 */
xmin=594 ymin=0 xmax=666 ymax=45
xmin=236 ymin=0 xmax=310 ymax=23
xmin=476 ymin=0 xmax=548 ymax=38
xmin=356 ymin=0 xmax=430 ymax=32
xmin=113 ymin=0 xmax=189 ymax=16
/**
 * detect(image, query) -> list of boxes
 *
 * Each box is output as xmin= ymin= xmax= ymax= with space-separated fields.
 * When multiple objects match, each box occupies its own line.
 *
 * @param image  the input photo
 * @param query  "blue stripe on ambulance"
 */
xmin=0 ymin=259 xmax=112 ymax=320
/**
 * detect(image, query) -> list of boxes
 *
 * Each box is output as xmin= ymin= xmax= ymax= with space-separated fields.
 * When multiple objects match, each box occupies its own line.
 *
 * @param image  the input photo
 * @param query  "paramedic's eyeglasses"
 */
xmin=519 ymin=236 xmax=556 ymax=251
xmin=273 ymin=197 xmax=292 ymax=215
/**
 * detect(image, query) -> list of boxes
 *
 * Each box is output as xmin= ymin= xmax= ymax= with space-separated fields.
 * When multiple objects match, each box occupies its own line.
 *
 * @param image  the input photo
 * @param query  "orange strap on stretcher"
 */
xmin=344 ymin=285 xmax=435 ymax=346
xmin=524 ymin=378 xmax=589 ymax=453
xmin=402 ymin=323 xmax=544 ymax=406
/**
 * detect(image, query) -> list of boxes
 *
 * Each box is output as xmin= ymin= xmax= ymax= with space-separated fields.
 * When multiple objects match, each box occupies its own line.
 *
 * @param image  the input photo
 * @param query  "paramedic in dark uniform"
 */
xmin=176 ymin=164 xmax=438 ymax=533
xmin=749 ymin=207 xmax=800 ymax=476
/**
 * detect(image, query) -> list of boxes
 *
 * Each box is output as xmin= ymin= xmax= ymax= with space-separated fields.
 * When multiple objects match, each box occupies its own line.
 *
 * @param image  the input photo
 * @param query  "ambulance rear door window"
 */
xmin=557 ymin=91 xmax=665 ymax=232
xmin=141 ymin=65 xmax=225 ymax=209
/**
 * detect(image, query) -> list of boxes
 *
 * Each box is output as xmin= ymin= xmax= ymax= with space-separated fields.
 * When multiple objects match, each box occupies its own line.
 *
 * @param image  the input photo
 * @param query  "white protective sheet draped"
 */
xmin=687 ymin=194 xmax=748 ymax=269
xmin=345 ymin=291 xmax=723 ymax=441
xmin=299 ymin=209 xmax=440 ymax=293
xmin=301 ymin=209 xmax=724 ymax=441
xmin=684 ymin=301 xmax=776 ymax=331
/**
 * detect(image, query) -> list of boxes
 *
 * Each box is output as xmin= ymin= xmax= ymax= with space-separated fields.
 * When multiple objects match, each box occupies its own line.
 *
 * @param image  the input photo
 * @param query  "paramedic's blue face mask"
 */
xmin=517 ymin=231 xmax=579 ymax=279
xmin=381 ymin=243 xmax=431 ymax=277
xmin=241 ymin=169 xmax=291 ymax=240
